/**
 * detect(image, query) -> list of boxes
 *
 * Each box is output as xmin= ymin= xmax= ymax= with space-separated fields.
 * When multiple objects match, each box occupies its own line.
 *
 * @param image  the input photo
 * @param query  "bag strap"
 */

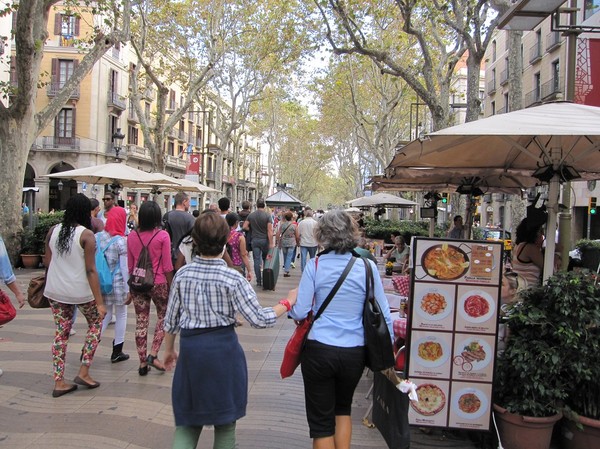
xmin=362 ymin=257 xmax=375 ymax=303
xmin=313 ymin=256 xmax=357 ymax=322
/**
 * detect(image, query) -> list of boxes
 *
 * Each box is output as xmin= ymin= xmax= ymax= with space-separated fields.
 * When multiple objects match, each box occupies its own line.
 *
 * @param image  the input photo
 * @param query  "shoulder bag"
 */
xmin=27 ymin=273 xmax=50 ymax=308
xmin=280 ymin=256 xmax=357 ymax=379
xmin=0 ymin=289 xmax=17 ymax=325
xmin=363 ymin=257 xmax=395 ymax=371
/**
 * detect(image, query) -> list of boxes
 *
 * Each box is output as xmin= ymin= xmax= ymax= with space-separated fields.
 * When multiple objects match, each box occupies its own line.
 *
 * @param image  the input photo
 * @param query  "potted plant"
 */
xmin=493 ymin=272 xmax=595 ymax=449
xmin=558 ymin=274 xmax=600 ymax=449
xmin=575 ymin=239 xmax=600 ymax=271
xmin=20 ymin=228 xmax=43 ymax=268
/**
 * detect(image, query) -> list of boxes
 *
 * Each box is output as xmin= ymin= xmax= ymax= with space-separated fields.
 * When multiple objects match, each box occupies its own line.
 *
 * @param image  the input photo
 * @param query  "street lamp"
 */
xmin=57 ymin=180 xmax=63 ymax=191
xmin=112 ymin=128 xmax=126 ymax=162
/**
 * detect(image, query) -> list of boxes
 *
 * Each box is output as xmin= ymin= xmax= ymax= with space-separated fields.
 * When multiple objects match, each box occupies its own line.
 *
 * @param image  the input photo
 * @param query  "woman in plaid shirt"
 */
xmin=163 ymin=211 xmax=297 ymax=449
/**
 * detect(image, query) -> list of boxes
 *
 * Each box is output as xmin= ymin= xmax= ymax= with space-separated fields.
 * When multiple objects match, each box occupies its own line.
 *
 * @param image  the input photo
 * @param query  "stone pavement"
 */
xmin=0 ymin=265 xmax=481 ymax=449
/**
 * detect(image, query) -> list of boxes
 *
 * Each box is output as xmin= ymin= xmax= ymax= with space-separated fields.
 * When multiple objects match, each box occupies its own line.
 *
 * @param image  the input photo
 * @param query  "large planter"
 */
xmin=493 ymin=404 xmax=562 ymax=449
xmin=20 ymin=254 xmax=42 ymax=269
xmin=561 ymin=415 xmax=600 ymax=449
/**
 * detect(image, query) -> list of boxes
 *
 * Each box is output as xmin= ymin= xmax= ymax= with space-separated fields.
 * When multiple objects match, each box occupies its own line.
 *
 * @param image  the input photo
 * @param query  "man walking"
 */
xmin=243 ymin=198 xmax=273 ymax=287
xmin=163 ymin=192 xmax=196 ymax=265
xmin=296 ymin=208 xmax=318 ymax=272
xmin=218 ymin=197 xmax=230 ymax=218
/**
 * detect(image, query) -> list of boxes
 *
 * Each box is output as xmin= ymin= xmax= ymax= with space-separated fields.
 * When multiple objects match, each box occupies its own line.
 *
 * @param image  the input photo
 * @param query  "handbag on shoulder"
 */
xmin=0 ymin=290 xmax=17 ymax=325
xmin=363 ymin=258 xmax=395 ymax=372
xmin=27 ymin=274 xmax=50 ymax=309
xmin=280 ymin=256 xmax=357 ymax=379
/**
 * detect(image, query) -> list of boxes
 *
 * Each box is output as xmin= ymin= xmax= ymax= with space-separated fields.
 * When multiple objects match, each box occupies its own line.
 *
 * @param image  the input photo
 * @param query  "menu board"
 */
xmin=407 ymin=237 xmax=502 ymax=431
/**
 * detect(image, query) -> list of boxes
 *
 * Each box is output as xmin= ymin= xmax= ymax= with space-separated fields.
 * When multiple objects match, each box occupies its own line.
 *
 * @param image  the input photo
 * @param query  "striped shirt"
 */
xmin=164 ymin=256 xmax=277 ymax=334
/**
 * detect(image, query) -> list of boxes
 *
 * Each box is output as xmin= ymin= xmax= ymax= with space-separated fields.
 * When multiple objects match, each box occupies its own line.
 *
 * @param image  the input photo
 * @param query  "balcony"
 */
xmin=47 ymin=82 xmax=80 ymax=99
xmin=546 ymin=32 xmax=562 ymax=52
xmin=126 ymin=144 xmax=151 ymax=161
xmin=41 ymin=136 xmax=80 ymax=151
xmin=487 ymin=79 xmax=497 ymax=94
xmin=524 ymin=87 xmax=541 ymax=107
xmin=143 ymin=87 xmax=155 ymax=101
xmin=128 ymin=108 xmax=139 ymax=123
xmin=529 ymin=44 xmax=542 ymax=64
xmin=108 ymin=90 xmax=126 ymax=110
xmin=165 ymin=155 xmax=187 ymax=169
xmin=168 ymin=127 xmax=177 ymax=138
xmin=195 ymin=137 xmax=202 ymax=148
xmin=500 ymin=68 xmax=509 ymax=86
xmin=541 ymin=77 xmax=563 ymax=100
xmin=205 ymin=171 xmax=215 ymax=181
xmin=178 ymin=130 xmax=187 ymax=142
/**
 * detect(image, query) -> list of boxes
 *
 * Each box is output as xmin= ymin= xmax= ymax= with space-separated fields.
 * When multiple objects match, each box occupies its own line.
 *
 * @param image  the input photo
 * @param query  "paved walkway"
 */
xmin=0 ymin=266 xmax=480 ymax=449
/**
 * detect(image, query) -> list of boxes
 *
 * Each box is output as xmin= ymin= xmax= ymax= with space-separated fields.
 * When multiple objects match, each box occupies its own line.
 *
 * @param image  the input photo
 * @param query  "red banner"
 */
xmin=187 ymin=154 xmax=201 ymax=174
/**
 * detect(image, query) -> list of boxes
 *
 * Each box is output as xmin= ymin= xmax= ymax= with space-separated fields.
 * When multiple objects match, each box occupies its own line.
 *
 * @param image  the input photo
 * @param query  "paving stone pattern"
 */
xmin=0 ymin=266 xmax=480 ymax=449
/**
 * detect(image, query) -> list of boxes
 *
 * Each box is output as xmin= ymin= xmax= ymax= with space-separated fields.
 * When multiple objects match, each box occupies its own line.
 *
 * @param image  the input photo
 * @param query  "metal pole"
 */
xmin=558 ymin=0 xmax=578 ymax=271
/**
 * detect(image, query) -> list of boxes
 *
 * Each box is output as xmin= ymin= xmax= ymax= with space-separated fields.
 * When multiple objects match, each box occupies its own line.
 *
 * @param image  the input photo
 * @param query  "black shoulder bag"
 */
xmin=362 ymin=257 xmax=395 ymax=371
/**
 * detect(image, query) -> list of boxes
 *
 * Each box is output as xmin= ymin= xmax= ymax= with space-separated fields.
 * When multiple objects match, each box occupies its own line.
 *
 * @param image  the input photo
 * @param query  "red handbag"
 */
xmin=0 ymin=290 xmax=17 ymax=326
xmin=279 ymin=312 xmax=313 ymax=379
xmin=280 ymin=256 xmax=357 ymax=379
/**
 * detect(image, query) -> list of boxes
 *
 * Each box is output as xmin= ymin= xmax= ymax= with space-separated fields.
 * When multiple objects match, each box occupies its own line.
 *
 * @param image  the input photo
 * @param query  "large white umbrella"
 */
xmin=385 ymin=101 xmax=600 ymax=281
xmin=46 ymin=163 xmax=178 ymax=189
xmin=135 ymin=173 xmax=219 ymax=193
xmin=349 ymin=192 xmax=417 ymax=208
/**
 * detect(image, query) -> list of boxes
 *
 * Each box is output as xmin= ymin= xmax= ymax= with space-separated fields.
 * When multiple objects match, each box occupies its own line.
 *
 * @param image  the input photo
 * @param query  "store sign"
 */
xmin=406 ymin=238 xmax=503 ymax=431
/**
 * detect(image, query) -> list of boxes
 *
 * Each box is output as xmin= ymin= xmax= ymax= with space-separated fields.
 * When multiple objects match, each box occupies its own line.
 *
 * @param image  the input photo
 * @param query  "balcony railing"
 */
xmin=541 ymin=77 xmax=563 ymax=100
xmin=59 ymin=35 xmax=75 ymax=47
xmin=41 ymin=136 xmax=80 ymax=151
xmin=178 ymin=130 xmax=187 ymax=142
xmin=126 ymin=144 xmax=151 ymax=160
xmin=496 ymin=106 xmax=507 ymax=115
xmin=524 ymin=87 xmax=541 ymax=107
xmin=47 ymin=82 xmax=80 ymax=98
xmin=205 ymin=171 xmax=215 ymax=181
xmin=195 ymin=137 xmax=203 ymax=148
xmin=487 ymin=79 xmax=496 ymax=94
xmin=529 ymin=44 xmax=542 ymax=63
xmin=546 ymin=32 xmax=562 ymax=52
xmin=500 ymin=68 xmax=509 ymax=85
xmin=108 ymin=90 xmax=126 ymax=110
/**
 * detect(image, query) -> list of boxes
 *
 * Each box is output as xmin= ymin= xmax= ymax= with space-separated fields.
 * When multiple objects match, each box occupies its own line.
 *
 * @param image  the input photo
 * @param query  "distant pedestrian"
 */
xmin=276 ymin=211 xmax=297 ymax=277
xmin=296 ymin=208 xmax=318 ymax=272
xmin=162 ymin=211 xmax=297 ymax=449
xmin=163 ymin=192 xmax=195 ymax=266
xmin=242 ymin=199 xmax=274 ymax=287
xmin=447 ymin=215 xmax=464 ymax=239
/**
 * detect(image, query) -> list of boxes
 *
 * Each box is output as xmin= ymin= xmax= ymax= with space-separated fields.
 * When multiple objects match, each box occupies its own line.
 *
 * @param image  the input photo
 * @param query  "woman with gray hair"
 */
xmin=289 ymin=209 xmax=393 ymax=449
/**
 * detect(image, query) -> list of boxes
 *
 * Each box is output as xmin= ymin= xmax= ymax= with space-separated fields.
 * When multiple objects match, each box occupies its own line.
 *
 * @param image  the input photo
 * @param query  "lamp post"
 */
xmin=112 ymin=128 xmax=126 ymax=162
xmin=57 ymin=180 xmax=63 ymax=191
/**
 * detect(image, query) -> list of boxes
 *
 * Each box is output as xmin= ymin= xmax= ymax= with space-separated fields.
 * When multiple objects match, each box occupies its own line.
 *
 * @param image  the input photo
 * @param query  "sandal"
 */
xmin=138 ymin=365 xmax=150 ymax=376
xmin=146 ymin=355 xmax=166 ymax=372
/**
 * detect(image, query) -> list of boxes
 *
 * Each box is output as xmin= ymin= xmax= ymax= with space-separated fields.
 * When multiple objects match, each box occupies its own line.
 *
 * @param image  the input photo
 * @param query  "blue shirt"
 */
xmin=164 ymin=256 xmax=277 ymax=333
xmin=290 ymin=252 xmax=394 ymax=348
xmin=0 ymin=236 xmax=16 ymax=285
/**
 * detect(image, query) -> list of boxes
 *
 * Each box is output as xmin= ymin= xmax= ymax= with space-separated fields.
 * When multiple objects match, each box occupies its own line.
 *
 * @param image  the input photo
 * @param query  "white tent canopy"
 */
xmin=349 ymin=192 xmax=417 ymax=208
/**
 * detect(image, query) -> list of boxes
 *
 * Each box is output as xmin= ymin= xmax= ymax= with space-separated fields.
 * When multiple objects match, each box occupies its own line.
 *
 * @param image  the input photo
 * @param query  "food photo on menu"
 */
xmin=411 ymin=283 xmax=455 ymax=330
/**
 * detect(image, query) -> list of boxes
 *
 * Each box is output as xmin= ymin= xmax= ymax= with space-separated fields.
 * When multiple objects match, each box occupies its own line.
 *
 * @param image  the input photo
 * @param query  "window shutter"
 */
xmin=75 ymin=17 xmax=80 ymax=36
xmin=54 ymin=13 xmax=61 ymax=35
xmin=10 ymin=56 xmax=17 ymax=83
xmin=54 ymin=112 xmax=60 ymax=137
xmin=51 ymin=59 xmax=58 ymax=86
xmin=71 ymin=107 xmax=77 ymax=138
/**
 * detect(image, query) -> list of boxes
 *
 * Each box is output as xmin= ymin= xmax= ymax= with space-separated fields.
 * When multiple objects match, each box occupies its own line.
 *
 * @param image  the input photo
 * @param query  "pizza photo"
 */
xmin=410 ymin=384 xmax=446 ymax=416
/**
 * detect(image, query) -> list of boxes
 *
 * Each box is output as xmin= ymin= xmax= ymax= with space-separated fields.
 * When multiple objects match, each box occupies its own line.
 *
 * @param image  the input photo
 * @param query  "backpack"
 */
xmin=128 ymin=231 xmax=161 ymax=293
xmin=95 ymin=235 xmax=119 ymax=295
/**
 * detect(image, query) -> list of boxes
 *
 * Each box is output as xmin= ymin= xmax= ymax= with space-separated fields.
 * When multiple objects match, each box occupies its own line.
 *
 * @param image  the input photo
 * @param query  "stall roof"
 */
xmin=265 ymin=190 xmax=303 ymax=207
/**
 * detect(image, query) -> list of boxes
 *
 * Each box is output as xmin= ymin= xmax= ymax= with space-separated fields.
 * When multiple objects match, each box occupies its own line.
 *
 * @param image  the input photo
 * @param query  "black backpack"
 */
xmin=128 ymin=231 xmax=160 ymax=293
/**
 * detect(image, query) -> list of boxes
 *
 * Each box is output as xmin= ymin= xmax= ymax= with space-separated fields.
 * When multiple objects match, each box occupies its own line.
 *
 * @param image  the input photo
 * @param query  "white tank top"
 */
xmin=44 ymin=224 xmax=94 ymax=304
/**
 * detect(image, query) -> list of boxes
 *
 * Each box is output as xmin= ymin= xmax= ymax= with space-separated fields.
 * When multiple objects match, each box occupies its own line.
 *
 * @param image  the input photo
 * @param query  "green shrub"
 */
xmin=20 ymin=212 xmax=64 ymax=254
xmin=364 ymin=217 xmax=446 ymax=242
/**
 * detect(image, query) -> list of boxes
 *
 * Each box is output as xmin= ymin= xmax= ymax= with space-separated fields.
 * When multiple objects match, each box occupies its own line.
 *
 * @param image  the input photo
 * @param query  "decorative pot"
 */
xmin=21 ymin=254 xmax=41 ymax=269
xmin=493 ymin=404 xmax=562 ymax=449
xmin=561 ymin=415 xmax=600 ymax=449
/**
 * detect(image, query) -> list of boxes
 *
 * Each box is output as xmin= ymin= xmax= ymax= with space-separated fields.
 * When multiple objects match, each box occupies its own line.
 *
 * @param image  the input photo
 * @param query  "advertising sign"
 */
xmin=406 ymin=237 xmax=503 ymax=431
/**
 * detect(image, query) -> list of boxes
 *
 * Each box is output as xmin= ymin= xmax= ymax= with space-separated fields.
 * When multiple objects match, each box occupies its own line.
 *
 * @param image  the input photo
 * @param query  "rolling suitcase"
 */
xmin=262 ymin=247 xmax=280 ymax=290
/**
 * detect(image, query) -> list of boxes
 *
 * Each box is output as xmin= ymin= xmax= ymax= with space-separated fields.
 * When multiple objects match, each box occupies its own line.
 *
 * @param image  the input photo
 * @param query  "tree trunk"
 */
xmin=465 ymin=51 xmax=483 ymax=123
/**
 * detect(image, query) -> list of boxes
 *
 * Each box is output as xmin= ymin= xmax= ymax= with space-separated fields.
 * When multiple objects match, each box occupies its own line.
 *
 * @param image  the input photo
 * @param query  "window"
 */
xmin=534 ymin=72 xmax=541 ymax=100
xmin=552 ymin=60 xmax=560 ymax=90
xmin=54 ymin=13 xmax=80 ymax=37
xmin=55 ymin=108 xmax=75 ymax=141
xmin=492 ymin=40 xmax=497 ymax=62
xmin=58 ymin=60 xmax=75 ymax=87
xmin=585 ymin=0 xmax=600 ymax=20
xmin=168 ymin=140 xmax=175 ymax=156
xmin=127 ymin=126 xmax=138 ymax=145
xmin=504 ymin=93 xmax=509 ymax=113
xmin=491 ymin=101 xmax=496 ymax=115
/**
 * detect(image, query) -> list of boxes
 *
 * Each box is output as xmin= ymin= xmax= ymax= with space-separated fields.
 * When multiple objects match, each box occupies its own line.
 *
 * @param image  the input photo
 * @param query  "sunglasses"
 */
xmin=102 ymin=198 xmax=113 ymax=201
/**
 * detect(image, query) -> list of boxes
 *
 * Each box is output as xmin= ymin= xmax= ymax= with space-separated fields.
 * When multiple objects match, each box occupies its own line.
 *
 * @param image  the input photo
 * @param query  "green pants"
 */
xmin=173 ymin=422 xmax=236 ymax=449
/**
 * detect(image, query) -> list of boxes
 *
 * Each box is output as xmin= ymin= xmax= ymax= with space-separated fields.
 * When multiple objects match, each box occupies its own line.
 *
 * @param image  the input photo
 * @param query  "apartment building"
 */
xmin=482 ymin=0 xmax=600 ymax=240
xmin=12 ymin=3 xmax=261 ymax=213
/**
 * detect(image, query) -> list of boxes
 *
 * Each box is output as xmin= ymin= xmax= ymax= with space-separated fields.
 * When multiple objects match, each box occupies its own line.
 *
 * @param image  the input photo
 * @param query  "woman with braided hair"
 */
xmin=43 ymin=193 xmax=106 ymax=398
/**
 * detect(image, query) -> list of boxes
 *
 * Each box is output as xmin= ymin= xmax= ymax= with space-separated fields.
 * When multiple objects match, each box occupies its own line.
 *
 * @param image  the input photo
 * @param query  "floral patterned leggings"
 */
xmin=49 ymin=299 xmax=102 ymax=381
xmin=131 ymin=283 xmax=169 ymax=364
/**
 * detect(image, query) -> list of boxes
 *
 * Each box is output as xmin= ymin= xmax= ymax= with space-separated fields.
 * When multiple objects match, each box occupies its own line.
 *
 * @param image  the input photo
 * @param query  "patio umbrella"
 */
xmin=349 ymin=192 xmax=418 ymax=208
xmin=135 ymin=173 xmax=219 ymax=193
xmin=385 ymin=101 xmax=600 ymax=281
xmin=46 ymin=163 xmax=178 ymax=190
